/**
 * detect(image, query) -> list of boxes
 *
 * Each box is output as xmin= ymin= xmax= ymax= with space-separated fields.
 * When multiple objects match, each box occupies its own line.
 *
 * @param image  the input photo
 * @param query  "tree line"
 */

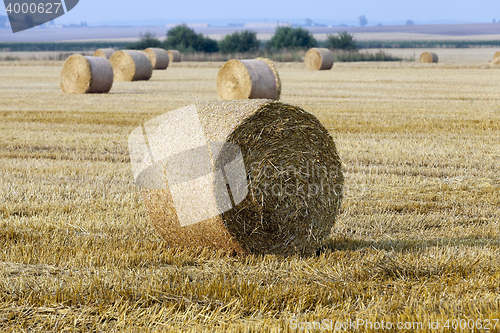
xmin=127 ymin=24 xmax=358 ymax=53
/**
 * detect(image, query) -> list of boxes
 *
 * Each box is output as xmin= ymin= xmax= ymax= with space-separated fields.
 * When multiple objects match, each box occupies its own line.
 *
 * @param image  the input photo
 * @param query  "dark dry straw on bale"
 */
xmin=217 ymin=58 xmax=281 ymax=100
xmin=133 ymin=100 xmax=344 ymax=256
xmin=109 ymin=50 xmax=153 ymax=81
xmin=167 ymin=49 xmax=181 ymax=62
xmin=419 ymin=52 xmax=438 ymax=63
xmin=144 ymin=48 xmax=170 ymax=70
xmin=93 ymin=48 xmax=115 ymax=59
xmin=304 ymin=48 xmax=334 ymax=70
xmin=60 ymin=54 xmax=113 ymax=94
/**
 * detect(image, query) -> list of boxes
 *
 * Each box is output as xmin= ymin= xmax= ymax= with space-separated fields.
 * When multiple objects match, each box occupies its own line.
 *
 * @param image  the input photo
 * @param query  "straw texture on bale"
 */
xmin=167 ymin=49 xmax=181 ymax=62
xmin=217 ymin=58 xmax=281 ymax=100
xmin=93 ymin=48 xmax=115 ymax=59
xmin=304 ymin=48 xmax=334 ymax=70
xmin=419 ymin=52 xmax=438 ymax=63
xmin=144 ymin=48 xmax=170 ymax=70
xmin=137 ymin=100 xmax=344 ymax=256
xmin=60 ymin=54 xmax=113 ymax=94
xmin=109 ymin=50 xmax=153 ymax=81
xmin=256 ymin=57 xmax=281 ymax=100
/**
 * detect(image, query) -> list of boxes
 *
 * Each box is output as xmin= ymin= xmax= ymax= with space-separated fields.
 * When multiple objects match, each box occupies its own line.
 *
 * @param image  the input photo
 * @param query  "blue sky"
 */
xmin=2 ymin=0 xmax=500 ymax=25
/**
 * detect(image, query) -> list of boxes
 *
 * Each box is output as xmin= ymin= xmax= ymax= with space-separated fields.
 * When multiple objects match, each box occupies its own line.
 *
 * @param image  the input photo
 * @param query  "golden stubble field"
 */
xmin=0 ymin=56 xmax=499 ymax=332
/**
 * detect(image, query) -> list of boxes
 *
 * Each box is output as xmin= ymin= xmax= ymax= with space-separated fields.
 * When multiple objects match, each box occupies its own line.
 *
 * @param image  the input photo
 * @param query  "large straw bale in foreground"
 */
xmin=93 ymin=48 xmax=115 ymax=59
xmin=129 ymin=100 xmax=344 ymax=256
xmin=109 ymin=50 xmax=153 ymax=81
xmin=60 ymin=54 xmax=113 ymax=94
xmin=167 ymin=49 xmax=181 ymax=62
xmin=217 ymin=58 xmax=281 ymax=100
xmin=305 ymin=48 xmax=334 ymax=70
xmin=144 ymin=48 xmax=170 ymax=69
xmin=419 ymin=52 xmax=438 ymax=63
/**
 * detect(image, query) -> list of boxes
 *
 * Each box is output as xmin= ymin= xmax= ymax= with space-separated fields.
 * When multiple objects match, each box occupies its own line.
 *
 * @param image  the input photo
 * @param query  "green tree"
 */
xmin=326 ymin=31 xmax=357 ymax=50
xmin=266 ymin=26 xmax=317 ymax=51
xmin=200 ymin=37 xmax=219 ymax=53
xmin=358 ymin=15 xmax=368 ymax=27
xmin=127 ymin=31 xmax=161 ymax=50
xmin=219 ymin=30 xmax=260 ymax=53
xmin=163 ymin=24 xmax=218 ymax=53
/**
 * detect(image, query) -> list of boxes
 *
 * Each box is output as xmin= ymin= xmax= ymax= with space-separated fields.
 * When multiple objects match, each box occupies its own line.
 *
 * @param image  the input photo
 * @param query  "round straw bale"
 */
xmin=217 ymin=58 xmax=281 ymax=100
xmin=109 ymin=50 xmax=153 ymax=81
xmin=419 ymin=52 xmax=438 ymax=63
xmin=131 ymin=100 xmax=344 ymax=256
xmin=140 ymin=50 xmax=151 ymax=64
xmin=256 ymin=57 xmax=281 ymax=100
xmin=60 ymin=54 xmax=113 ymax=94
xmin=143 ymin=48 xmax=169 ymax=70
xmin=304 ymin=48 xmax=334 ymax=70
xmin=167 ymin=49 xmax=181 ymax=62
xmin=93 ymin=48 xmax=115 ymax=59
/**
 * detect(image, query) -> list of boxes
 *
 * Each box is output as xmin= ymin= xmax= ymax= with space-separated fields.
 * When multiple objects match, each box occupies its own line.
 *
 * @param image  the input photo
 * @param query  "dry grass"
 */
xmin=0 ymin=51 xmax=94 ymax=62
xmin=0 ymin=57 xmax=499 ymax=332
xmin=366 ymin=47 xmax=500 ymax=64
xmin=0 ymin=49 xmax=407 ymax=63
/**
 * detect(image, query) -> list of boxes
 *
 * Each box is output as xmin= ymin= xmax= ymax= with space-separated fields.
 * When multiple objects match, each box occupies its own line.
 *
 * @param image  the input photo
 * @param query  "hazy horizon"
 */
xmin=1 ymin=0 xmax=500 ymax=27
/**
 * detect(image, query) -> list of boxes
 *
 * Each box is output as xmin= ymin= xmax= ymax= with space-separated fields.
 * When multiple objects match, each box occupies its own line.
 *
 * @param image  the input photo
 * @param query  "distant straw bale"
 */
xmin=167 ymin=50 xmax=181 ymax=62
xmin=144 ymin=48 xmax=170 ymax=70
xmin=129 ymin=100 xmax=344 ymax=256
xmin=304 ymin=48 xmax=334 ymax=70
xmin=109 ymin=50 xmax=153 ymax=81
xmin=60 ymin=54 xmax=113 ymax=94
xmin=140 ymin=50 xmax=151 ymax=65
xmin=492 ymin=51 xmax=500 ymax=65
xmin=217 ymin=58 xmax=281 ymax=100
xmin=93 ymin=48 xmax=115 ymax=59
xmin=419 ymin=52 xmax=438 ymax=63
xmin=256 ymin=57 xmax=281 ymax=99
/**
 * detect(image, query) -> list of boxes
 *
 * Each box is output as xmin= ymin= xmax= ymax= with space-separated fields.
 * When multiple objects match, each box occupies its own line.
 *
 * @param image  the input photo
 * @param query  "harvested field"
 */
xmin=0 ymin=57 xmax=499 ymax=332
xmin=2 ymin=23 xmax=500 ymax=43
xmin=2 ymin=47 xmax=500 ymax=64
